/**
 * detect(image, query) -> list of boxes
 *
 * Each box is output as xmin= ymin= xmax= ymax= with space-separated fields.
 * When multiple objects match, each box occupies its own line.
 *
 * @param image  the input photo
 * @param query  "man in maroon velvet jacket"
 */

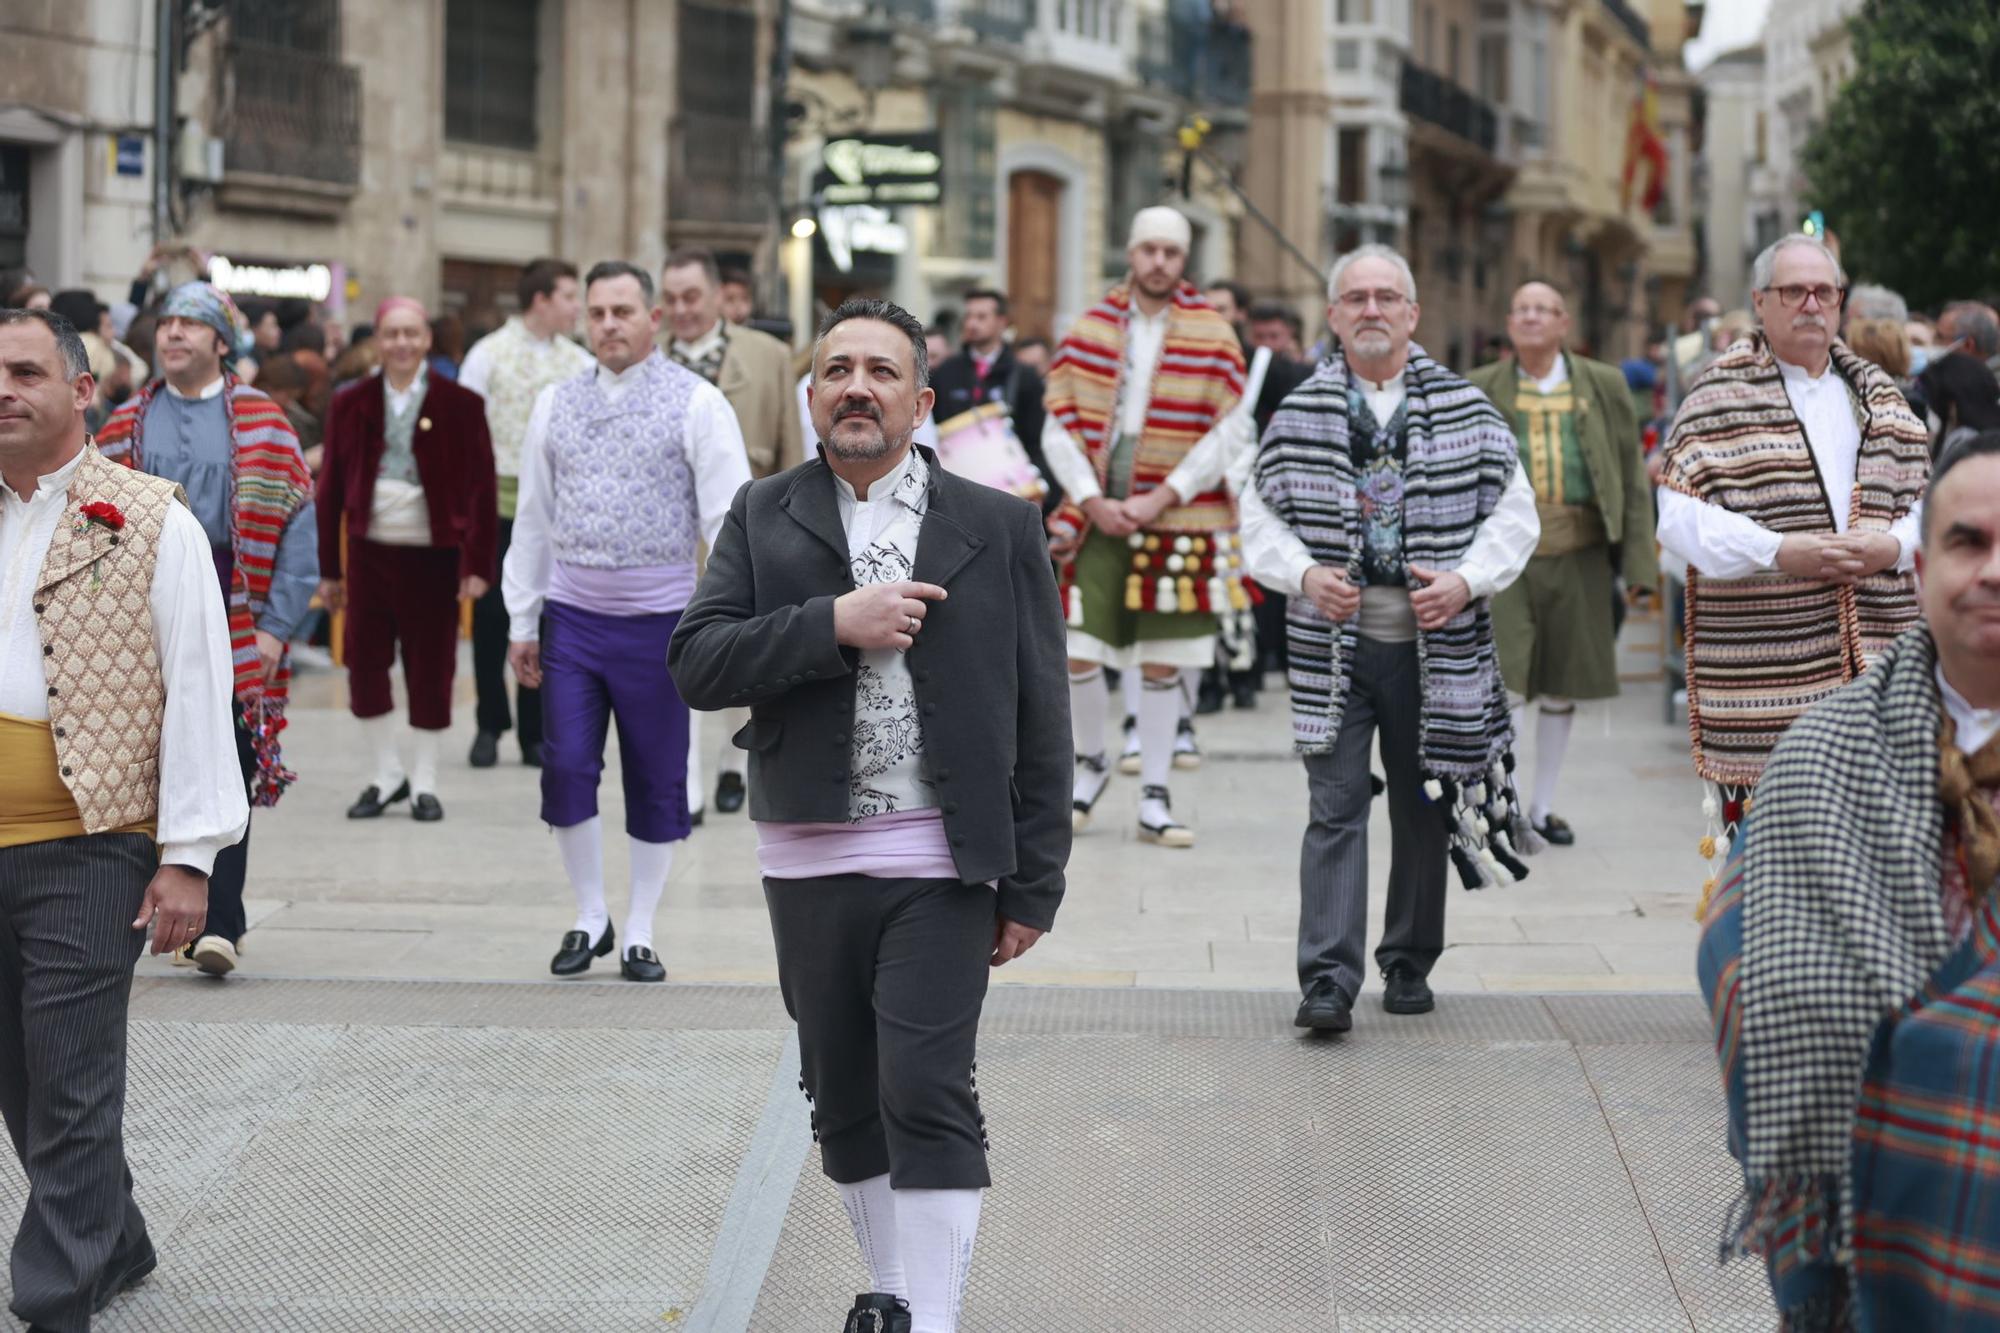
xmin=316 ymin=297 xmax=496 ymax=822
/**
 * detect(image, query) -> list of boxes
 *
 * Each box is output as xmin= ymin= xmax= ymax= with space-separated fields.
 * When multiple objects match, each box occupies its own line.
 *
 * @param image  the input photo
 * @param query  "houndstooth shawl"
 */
xmin=1737 ymin=627 xmax=1950 ymax=1263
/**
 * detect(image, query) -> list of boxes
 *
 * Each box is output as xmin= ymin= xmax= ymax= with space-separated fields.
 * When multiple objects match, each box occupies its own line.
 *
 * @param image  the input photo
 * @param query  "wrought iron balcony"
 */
xmin=222 ymin=40 xmax=361 ymax=187
xmin=1398 ymin=61 xmax=1498 ymax=156
xmin=1135 ymin=10 xmax=1252 ymax=107
xmin=669 ymin=110 xmax=771 ymax=226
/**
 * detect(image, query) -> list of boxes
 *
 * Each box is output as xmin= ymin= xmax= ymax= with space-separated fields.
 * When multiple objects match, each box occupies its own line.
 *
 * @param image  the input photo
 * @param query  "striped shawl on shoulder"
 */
xmin=1660 ymin=334 xmax=1928 ymax=788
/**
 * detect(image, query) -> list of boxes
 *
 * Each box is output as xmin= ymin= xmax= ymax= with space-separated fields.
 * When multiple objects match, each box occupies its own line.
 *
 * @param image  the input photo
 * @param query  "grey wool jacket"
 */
xmin=667 ymin=446 xmax=1072 ymax=932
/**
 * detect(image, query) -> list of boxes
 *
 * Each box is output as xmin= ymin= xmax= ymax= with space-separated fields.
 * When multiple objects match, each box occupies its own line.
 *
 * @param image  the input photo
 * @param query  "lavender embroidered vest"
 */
xmin=545 ymin=352 xmax=701 ymax=571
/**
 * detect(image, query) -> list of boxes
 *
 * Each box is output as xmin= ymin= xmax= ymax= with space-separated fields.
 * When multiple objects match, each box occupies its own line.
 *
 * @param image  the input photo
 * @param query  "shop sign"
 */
xmin=114 ymin=136 xmax=145 ymax=177
xmin=818 ymin=204 xmax=909 ymax=274
xmin=814 ymin=133 xmax=943 ymax=207
xmin=209 ymin=254 xmax=335 ymax=302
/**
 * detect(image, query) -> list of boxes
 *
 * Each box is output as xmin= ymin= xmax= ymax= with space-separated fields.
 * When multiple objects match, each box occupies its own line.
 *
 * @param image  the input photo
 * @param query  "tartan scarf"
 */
xmin=1254 ymin=345 xmax=1539 ymax=889
xmin=96 ymin=375 xmax=315 ymax=805
xmin=1043 ymin=281 xmax=1245 ymax=536
xmin=1660 ymin=334 xmax=1929 ymax=788
xmin=1732 ymin=627 xmax=1955 ymax=1273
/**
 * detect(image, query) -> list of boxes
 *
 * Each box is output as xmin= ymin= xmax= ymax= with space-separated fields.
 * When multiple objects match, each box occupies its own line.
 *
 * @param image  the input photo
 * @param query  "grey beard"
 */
xmin=825 ymin=421 xmax=910 ymax=462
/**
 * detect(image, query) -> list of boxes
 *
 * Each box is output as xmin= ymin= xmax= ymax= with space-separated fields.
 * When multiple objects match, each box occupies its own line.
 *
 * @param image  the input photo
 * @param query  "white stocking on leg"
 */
xmin=1531 ymin=702 xmax=1575 ymax=825
xmin=895 ymin=1187 xmax=982 ymax=1333
xmin=836 ymin=1173 xmax=907 ymax=1298
xmin=361 ymin=714 xmax=405 ymax=793
xmin=1137 ymin=672 xmax=1180 ymax=792
xmin=554 ymin=817 xmax=609 ymax=939
xmin=686 ymin=720 xmax=705 ymax=815
xmin=624 ymin=837 xmax=674 ymax=952
xmin=1070 ymin=665 xmax=1108 ymax=762
xmin=408 ymin=728 xmax=441 ymax=798
xmin=1120 ymin=662 xmax=1141 ymax=724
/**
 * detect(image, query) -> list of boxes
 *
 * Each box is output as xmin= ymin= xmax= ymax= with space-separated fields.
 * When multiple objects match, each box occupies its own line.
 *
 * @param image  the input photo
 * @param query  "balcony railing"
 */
xmin=668 ymin=111 xmax=770 ymax=226
xmin=1398 ymin=61 xmax=1498 ymax=155
xmin=1600 ymin=0 xmax=1651 ymax=50
xmin=939 ymin=0 xmax=1034 ymax=42
xmin=223 ymin=40 xmax=360 ymax=186
xmin=1136 ymin=11 xmax=1252 ymax=107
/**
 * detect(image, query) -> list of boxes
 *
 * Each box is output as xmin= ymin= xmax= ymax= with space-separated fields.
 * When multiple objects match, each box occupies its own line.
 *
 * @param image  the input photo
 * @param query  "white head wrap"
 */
xmin=1127 ymin=206 xmax=1192 ymax=253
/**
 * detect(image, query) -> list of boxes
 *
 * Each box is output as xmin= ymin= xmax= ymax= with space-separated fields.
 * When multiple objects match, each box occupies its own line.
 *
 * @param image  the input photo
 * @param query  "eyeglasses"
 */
xmin=1510 ymin=304 xmax=1565 ymax=319
xmin=1762 ymin=283 xmax=1845 ymax=310
xmin=1336 ymin=290 xmax=1409 ymax=312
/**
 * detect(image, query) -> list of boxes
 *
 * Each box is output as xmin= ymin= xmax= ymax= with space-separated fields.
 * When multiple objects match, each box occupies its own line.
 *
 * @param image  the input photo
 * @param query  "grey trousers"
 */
xmin=764 ymin=875 xmax=995 ymax=1190
xmin=0 ymin=833 xmax=155 ymax=1333
xmin=1297 ymin=636 xmax=1448 ymax=1001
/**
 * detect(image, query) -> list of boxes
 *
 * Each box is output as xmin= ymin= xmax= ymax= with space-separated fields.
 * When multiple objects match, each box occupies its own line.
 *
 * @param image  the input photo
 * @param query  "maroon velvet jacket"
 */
xmin=317 ymin=371 xmax=497 ymax=581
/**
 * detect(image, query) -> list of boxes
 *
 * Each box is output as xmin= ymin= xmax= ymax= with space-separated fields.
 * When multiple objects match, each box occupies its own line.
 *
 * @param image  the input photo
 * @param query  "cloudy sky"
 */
xmin=1682 ymin=0 xmax=1771 ymax=71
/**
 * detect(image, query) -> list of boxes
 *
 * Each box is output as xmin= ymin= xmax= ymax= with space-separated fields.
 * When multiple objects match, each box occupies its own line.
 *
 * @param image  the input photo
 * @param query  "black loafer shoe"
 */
xmin=1382 ymin=963 xmax=1436 ymax=1015
xmin=844 ymin=1292 xmax=913 ymax=1333
xmin=1231 ymin=682 xmax=1258 ymax=710
xmin=551 ymin=923 xmax=615 ymax=976
xmin=468 ymin=730 xmax=499 ymax=768
xmin=346 ymin=780 xmax=410 ymax=819
xmin=715 ymin=771 xmax=746 ymax=814
xmin=411 ymin=793 xmax=444 ymax=822
xmin=621 ymin=945 xmax=666 ymax=982
xmin=1533 ymin=812 xmax=1577 ymax=846
xmin=93 ymin=1241 xmax=157 ymax=1313
xmin=1294 ymin=979 xmax=1352 ymax=1033
xmin=521 ymin=740 xmax=544 ymax=768
xmin=689 ymin=808 xmax=705 ymax=828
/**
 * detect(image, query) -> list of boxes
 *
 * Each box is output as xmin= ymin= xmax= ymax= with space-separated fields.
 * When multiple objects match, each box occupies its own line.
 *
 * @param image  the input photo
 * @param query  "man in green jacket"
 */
xmin=1466 ymin=281 xmax=1657 ymax=845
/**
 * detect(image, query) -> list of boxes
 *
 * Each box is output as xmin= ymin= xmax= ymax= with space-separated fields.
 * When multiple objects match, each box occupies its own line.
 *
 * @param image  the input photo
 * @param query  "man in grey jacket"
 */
xmin=669 ymin=298 xmax=1070 ymax=1333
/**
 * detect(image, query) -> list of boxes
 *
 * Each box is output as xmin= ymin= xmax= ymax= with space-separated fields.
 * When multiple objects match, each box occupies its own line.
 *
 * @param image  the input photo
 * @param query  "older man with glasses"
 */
xmin=1656 ymin=233 xmax=1930 ymax=882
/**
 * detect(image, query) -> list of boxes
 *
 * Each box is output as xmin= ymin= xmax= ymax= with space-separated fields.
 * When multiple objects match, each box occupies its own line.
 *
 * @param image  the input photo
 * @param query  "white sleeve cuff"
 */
xmin=161 ymin=837 xmax=232 ymax=878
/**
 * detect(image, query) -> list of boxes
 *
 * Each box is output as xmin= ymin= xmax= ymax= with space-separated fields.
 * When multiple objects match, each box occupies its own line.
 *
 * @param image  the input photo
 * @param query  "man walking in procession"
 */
xmin=1043 ymin=205 xmax=1248 ymax=849
xmin=506 ymin=261 xmax=750 ymax=983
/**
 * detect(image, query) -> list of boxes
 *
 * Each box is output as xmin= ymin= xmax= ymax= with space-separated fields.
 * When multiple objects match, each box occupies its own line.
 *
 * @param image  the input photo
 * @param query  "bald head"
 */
xmin=1507 ymin=281 xmax=1571 ymax=362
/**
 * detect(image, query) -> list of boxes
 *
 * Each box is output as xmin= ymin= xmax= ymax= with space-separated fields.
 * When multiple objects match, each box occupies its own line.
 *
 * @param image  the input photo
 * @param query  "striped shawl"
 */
xmin=1660 ymin=335 xmax=1928 ymax=788
xmin=1044 ymin=281 xmax=1245 ymax=536
xmin=98 ymin=376 xmax=314 ymax=805
xmin=1255 ymin=346 xmax=1538 ymax=888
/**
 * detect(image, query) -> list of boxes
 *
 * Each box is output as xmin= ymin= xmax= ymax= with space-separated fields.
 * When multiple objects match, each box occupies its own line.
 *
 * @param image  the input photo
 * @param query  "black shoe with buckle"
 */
xmin=715 ymin=771 xmax=746 ymax=814
xmin=411 ymin=793 xmax=444 ymax=822
xmin=346 ymin=780 xmax=410 ymax=819
xmin=621 ymin=944 xmax=666 ymax=982
xmin=843 ymin=1292 xmax=913 ymax=1333
xmin=1533 ymin=812 xmax=1576 ymax=846
xmin=468 ymin=730 xmax=499 ymax=768
xmin=1294 ymin=978 xmax=1352 ymax=1033
xmin=551 ymin=922 xmax=615 ymax=977
xmin=1382 ymin=963 xmax=1436 ymax=1015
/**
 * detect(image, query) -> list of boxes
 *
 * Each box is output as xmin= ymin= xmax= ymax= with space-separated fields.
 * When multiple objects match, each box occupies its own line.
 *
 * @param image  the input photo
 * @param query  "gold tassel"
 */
xmin=1695 ymin=875 xmax=1720 ymax=922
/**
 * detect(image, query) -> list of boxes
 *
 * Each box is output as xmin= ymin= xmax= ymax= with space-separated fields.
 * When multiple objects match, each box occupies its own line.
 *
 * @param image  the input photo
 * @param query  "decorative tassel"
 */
xmin=1491 ymin=844 xmax=1530 ymax=882
xmin=1177 ymin=576 xmax=1197 ymax=613
xmin=1695 ymin=875 xmax=1721 ymax=921
xmin=1450 ymin=844 xmax=1488 ymax=890
xmin=1123 ymin=575 xmax=1144 ymax=612
xmin=1423 ymin=778 xmax=1444 ymax=802
xmin=1154 ymin=576 xmax=1176 ymax=614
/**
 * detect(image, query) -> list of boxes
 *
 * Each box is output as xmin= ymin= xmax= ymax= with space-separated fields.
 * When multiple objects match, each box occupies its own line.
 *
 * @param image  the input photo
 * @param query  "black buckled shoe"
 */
xmin=551 ymin=923 xmax=614 ymax=977
xmin=1382 ymin=963 xmax=1436 ymax=1015
xmin=715 ymin=771 xmax=746 ymax=814
xmin=843 ymin=1292 xmax=913 ymax=1333
xmin=468 ymin=730 xmax=499 ymax=768
xmin=1533 ymin=812 xmax=1576 ymax=846
xmin=1294 ymin=978 xmax=1352 ymax=1033
xmin=621 ymin=945 xmax=666 ymax=983
xmin=411 ymin=793 xmax=444 ymax=822
xmin=346 ymin=780 xmax=410 ymax=819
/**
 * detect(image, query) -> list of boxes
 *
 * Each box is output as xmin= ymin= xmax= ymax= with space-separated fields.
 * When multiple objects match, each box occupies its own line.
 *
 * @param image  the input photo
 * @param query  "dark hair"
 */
xmin=517 ymin=258 xmax=579 ymax=312
xmin=1206 ymin=279 xmax=1251 ymax=312
xmin=814 ymin=298 xmax=930 ymax=389
xmin=430 ymin=312 xmax=465 ymax=361
xmin=49 ymin=289 xmax=103 ymax=335
xmin=1926 ymin=429 xmax=2000 ymax=543
xmin=0 ymin=307 xmax=91 ymax=380
xmin=1920 ymin=351 xmax=2000 ymax=437
xmin=281 ymin=320 xmax=327 ymax=355
xmin=1247 ymin=300 xmax=1303 ymax=341
xmin=238 ymin=297 xmax=277 ymax=328
xmin=584 ymin=260 xmax=655 ymax=303
xmin=274 ymin=298 xmax=313 ymax=331
xmin=662 ymin=246 xmax=722 ymax=288
xmin=718 ymin=267 xmax=753 ymax=291
xmin=252 ymin=351 xmax=307 ymax=394
xmin=963 ymin=288 xmax=1009 ymax=316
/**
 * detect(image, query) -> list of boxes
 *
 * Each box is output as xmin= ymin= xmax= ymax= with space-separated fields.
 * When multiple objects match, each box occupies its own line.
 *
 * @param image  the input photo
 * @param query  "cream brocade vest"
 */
xmin=32 ymin=448 xmax=182 ymax=832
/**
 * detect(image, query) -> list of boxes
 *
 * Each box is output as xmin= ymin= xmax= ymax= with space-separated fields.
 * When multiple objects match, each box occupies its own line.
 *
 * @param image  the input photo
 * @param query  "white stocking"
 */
xmin=361 ymin=714 xmax=404 ymax=793
xmin=895 ymin=1186 xmax=981 ymax=1333
xmin=1137 ymin=671 xmax=1181 ymax=791
xmin=1531 ymin=702 xmax=1576 ymax=823
xmin=836 ymin=1173 xmax=907 ymax=1297
xmin=1069 ymin=665 xmax=1107 ymax=763
xmin=408 ymin=727 xmax=440 ymax=797
xmin=624 ymin=836 xmax=674 ymax=952
xmin=555 ymin=817 xmax=609 ymax=939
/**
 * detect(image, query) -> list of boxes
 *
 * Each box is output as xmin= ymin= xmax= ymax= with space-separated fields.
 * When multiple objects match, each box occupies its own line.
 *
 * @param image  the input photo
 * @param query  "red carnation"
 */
xmin=80 ymin=501 xmax=125 ymax=531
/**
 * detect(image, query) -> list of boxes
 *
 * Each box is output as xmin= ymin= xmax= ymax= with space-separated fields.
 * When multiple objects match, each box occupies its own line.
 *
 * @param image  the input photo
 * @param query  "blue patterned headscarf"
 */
xmin=161 ymin=281 xmax=247 ymax=362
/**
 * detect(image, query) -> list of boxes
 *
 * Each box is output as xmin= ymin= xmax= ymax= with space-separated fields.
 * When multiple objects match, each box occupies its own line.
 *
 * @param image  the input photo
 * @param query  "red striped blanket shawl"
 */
xmin=1044 ymin=281 xmax=1245 ymax=537
xmin=97 ymin=376 xmax=315 ymax=805
xmin=1659 ymin=334 xmax=1928 ymax=788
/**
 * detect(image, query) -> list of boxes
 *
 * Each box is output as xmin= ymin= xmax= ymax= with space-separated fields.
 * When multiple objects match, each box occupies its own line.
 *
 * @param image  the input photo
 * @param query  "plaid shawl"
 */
xmin=98 ymin=376 xmax=315 ymax=805
xmin=1659 ymin=334 xmax=1928 ymax=788
xmin=1254 ymin=345 xmax=1538 ymax=889
xmin=1044 ymin=281 xmax=1245 ymax=537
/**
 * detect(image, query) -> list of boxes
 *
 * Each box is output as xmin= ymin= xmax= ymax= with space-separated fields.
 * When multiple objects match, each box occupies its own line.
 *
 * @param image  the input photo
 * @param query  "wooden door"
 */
xmin=1007 ymin=170 xmax=1063 ymax=341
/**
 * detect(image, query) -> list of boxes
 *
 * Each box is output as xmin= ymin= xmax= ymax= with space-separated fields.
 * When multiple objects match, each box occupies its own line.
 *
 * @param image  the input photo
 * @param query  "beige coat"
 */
xmin=696 ymin=324 xmax=804 ymax=480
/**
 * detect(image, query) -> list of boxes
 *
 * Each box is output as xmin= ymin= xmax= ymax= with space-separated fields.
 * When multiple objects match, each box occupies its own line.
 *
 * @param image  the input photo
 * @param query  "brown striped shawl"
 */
xmin=1660 ymin=334 xmax=1928 ymax=787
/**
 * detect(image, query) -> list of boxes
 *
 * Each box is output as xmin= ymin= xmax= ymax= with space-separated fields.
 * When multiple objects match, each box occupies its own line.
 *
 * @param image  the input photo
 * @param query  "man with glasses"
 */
xmin=1656 ymin=233 xmax=1929 ymax=850
xmin=1467 ymin=282 xmax=1657 ymax=847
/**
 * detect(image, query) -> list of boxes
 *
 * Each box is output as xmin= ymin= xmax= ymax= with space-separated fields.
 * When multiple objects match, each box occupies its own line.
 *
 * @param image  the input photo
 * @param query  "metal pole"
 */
xmin=769 ymin=0 xmax=794 ymax=332
xmin=152 ymin=0 xmax=175 ymax=243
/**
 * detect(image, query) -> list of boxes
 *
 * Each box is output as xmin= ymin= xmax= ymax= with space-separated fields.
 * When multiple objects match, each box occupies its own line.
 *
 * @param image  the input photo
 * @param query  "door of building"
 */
xmin=439 ymin=258 xmax=523 ymax=344
xmin=1007 ymin=170 xmax=1063 ymax=341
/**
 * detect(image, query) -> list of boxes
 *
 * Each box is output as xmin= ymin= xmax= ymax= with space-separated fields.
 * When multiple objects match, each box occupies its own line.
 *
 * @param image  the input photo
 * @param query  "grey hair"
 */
xmin=583 ymin=260 xmax=654 ymax=303
xmin=0 ymin=307 xmax=91 ymax=380
xmin=1846 ymin=283 xmax=1908 ymax=323
xmin=1750 ymin=233 xmax=1847 ymax=296
xmin=1942 ymin=301 xmax=2000 ymax=358
xmin=1327 ymin=244 xmax=1418 ymax=305
xmin=812 ymin=297 xmax=930 ymax=389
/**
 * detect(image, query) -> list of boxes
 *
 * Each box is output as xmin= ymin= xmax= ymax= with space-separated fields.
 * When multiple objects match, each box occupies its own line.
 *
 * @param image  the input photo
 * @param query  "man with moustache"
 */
xmin=1243 ymin=244 xmax=1540 ymax=1032
xmin=506 ymin=261 xmax=750 ymax=982
xmin=1657 ymin=234 xmax=1929 ymax=871
xmin=1042 ymin=206 xmax=1248 ymax=849
xmin=670 ymin=298 xmax=1069 ymax=1333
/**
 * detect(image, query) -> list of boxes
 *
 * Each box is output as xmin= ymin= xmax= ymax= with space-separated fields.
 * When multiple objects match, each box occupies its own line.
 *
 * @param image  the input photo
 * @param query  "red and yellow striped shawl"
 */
xmin=1660 ymin=335 xmax=1928 ymax=787
xmin=1044 ymin=281 xmax=1245 ymax=536
xmin=97 ymin=375 xmax=315 ymax=805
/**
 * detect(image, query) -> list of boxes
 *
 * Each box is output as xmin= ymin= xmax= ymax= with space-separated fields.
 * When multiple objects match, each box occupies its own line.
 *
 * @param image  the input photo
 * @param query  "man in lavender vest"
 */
xmin=502 ymin=261 xmax=750 ymax=981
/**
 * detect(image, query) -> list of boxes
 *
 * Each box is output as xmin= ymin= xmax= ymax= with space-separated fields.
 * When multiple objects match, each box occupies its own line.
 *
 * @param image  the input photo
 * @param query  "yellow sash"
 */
xmin=0 ymin=712 xmax=155 ymax=848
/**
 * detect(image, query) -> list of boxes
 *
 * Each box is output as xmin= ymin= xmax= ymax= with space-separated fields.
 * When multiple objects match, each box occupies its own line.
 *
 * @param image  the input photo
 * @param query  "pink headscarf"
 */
xmin=374 ymin=296 xmax=428 ymax=327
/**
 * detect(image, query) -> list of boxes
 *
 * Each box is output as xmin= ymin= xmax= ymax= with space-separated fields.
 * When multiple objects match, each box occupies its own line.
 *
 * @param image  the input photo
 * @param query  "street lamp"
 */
xmin=1377 ymin=158 xmax=1409 ymax=212
xmin=792 ymin=215 xmax=818 ymax=240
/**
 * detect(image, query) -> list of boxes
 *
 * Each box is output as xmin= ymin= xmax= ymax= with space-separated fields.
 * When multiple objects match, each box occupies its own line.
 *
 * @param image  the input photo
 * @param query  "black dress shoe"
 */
xmin=1382 ymin=963 xmax=1436 ymax=1015
xmin=1294 ymin=978 xmax=1352 ymax=1033
xmin=411 ymin=793 xmax=444 ymax=822
xmin=843 ymin=1292 xmax=913 ymax=1333
xmin=551 ymin=923 xmax=615 ymax=976
xmin=621 ymin=945 xmax=666 ymax=982
xmin=1231 ymin=681 xmax=1259 ymax=710
xmin=1194 ymin=687 xmax=1225 ymax=715
xmin=1534 ymin=812 xmax=1577 ymax=846
xmin=346 ymin=780 xmax=410 ymax=819
xmin=715 ymin=771 xmax=746 ymax=814
xmin=521 ymin=740 xmax=544 ymax=768
xmin=468 ymin=730 xmax=499 ymax=768
xmin=93 ymin=1241 xmax=157 ymax=1313
xmin=689 ymin=808 xmax=705 ymax=828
